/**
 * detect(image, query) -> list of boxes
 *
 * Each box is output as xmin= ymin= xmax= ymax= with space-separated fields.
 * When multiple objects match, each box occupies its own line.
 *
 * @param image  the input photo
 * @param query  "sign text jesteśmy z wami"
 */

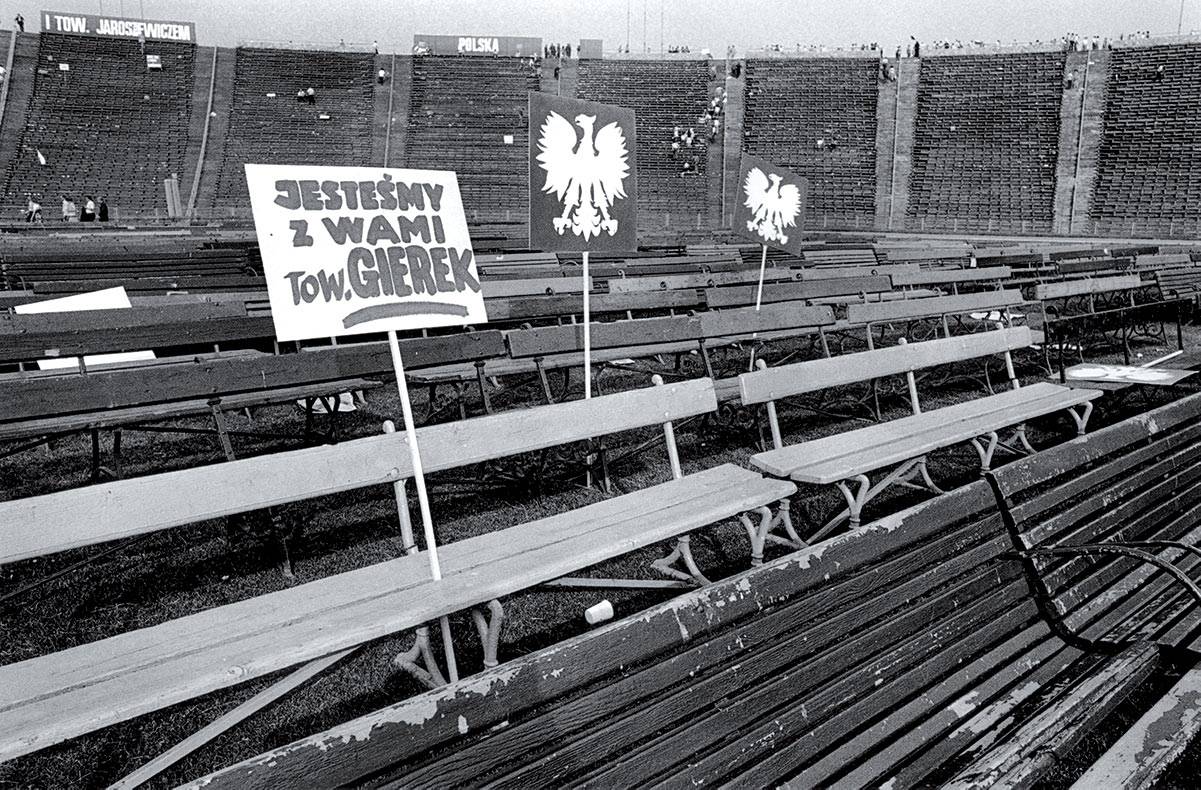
xmin=273 ymin=176 xmax=481 ymax=307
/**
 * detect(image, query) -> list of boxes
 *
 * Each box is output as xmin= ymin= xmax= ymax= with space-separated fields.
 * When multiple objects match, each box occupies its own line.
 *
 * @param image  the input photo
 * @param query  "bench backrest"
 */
xmin=792 ymin=263 xmax=919 ymax=280
xmin=845 ymin=289 xmax=1024 ymax=325
xmin=481 ymin=276 xmax=588 ymax=298
xmin=989 ymin=392 xmax=1201 ymax=646
xmin=606 ymin=268 xmax=797 ymax=294
xmin=0 ymin=331 xmax=507 ymax=424
xmin=1033 ymin=274 xmax=1142 ymax=301
xmin=889 ymin=267 xmax=1012 ymax=287
xmin=1155 ymin=266 xmax=1201 ymax=293
xmin=485 ymin=290 xmax=703 ymax=322
xmin=703 ymin=276 xmax=891 ymax=309
xmin=506 ymin=303 xmax=835 ymax=359
xmin=0 ymin=377 xmax=720 ymax=564
xmin=739 ymin=326 xmax=1032 ymax=406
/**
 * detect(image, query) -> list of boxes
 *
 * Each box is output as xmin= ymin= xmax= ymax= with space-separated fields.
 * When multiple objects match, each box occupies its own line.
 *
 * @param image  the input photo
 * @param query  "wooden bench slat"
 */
xmin=1035 ymin=274 xmax=1143 ymax=301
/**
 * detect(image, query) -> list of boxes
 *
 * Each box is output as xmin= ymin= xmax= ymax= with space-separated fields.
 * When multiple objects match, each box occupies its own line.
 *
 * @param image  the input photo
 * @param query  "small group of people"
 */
xmin=815 ymin=136 xmax=839 ymax=151
xmin=667 ymin=44 xmax=692 ymax=54
xmin=670 ymin=126 xmax=702 ymax=176
xmin=295 ymin=87 xmax=316 ymax=105
xmin=699 ymin=88 xmax=725 ymax=141
xmin=545 ymin=43 xmax=573 ymax=59
xmin=59 ymin=194 xmax=107 ymax=222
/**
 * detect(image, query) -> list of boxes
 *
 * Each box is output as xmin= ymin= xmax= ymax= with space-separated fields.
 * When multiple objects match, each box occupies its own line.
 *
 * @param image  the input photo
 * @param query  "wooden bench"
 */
xmin=185 ymin=476 xmax=1167 ymax=789
xmin=0 ymin=378 xmax=795 ymax=762
xmin=1034 ymin=274 xmax=1145 ymax=316
xmin=408 ymin=303 xmax=836 ymax=411
xmin=0 ymin=332 xmax=506 ymax=476
xmin=606 ymin=267 xmax=798 ymax=294
xmin=744 ymin=327 xmax=1100 ymax=538
xmin=1155 ymin=264 xmax=1201 ymax=308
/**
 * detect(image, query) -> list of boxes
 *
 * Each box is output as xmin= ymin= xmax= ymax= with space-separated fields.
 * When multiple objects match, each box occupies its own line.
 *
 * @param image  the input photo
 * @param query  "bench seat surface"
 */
xmin=0 ymin=463 xmax=793 ymax=761
xmin=752 ymin=382 xmax=1101 ymax=483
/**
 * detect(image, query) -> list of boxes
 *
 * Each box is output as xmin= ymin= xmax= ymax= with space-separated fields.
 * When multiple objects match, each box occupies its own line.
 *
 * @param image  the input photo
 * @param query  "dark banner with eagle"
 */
xmin=528 ymin=92 xmax=638 ymax=252
xmin=733 ymin=153 xmax=808 ymax=257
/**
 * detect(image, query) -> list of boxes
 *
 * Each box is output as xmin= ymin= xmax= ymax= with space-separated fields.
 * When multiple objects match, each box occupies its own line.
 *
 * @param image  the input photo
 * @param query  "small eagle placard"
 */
xmin=528 ymin=92 xmax=638 ymax=252
xmin=734 ymin=154 xmax=809 ymax=257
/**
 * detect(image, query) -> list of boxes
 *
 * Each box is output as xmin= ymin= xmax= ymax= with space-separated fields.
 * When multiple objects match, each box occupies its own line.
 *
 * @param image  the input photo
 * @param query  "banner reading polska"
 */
xmin=245 ymin=164 xmax=487 ymax=342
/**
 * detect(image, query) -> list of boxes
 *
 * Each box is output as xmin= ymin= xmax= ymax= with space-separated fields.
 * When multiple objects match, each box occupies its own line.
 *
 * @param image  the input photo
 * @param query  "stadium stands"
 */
xmin=405 ymin=55 xmax=539 ymax=222
xmin=741 ymin=57 xmax=879 ymax=226
xmin=906 ymin=51 xmax=1065 ymax=233
xmin=576 ymin=58 xmax=713 ymax=222
xmin=1 ymin=32 xmax=196 ymax=218
xmin=211 ymin=47 xmax=376 ymax=209
xmin=1090 ymin=42 xmax=1201 ymax=236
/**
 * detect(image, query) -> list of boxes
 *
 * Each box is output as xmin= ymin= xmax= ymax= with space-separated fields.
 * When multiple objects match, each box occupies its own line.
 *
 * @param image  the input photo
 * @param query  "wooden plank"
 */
xmin=0 ymin=466 xmax=793 ymax=761
xmin=739 ymin=327 xmax=1033 ymax=405
xmin=1035 ymin=274 xmax=1143 ymax=300
xmin=0 ymin=331 xmax=506 ymax=422
xmin=485 ymin=290 xmax=701 ymax=322
xmin=606 ymin=268 xmax=796 ymax=294
xmin=479 ymin=276 xmax=586 ymax=298
xmin=703 ymin=276 xmax=891 ymax=308
xmin=185 ymin=486 xmax=999 ymax=789
xmin=792 ymin=263 xmax=919 ymax=280
xmin=0 ymin=303 xmax=247 ymax=332
xmin=0 ymin=379 xmax=721 ymax=564
xmin=890 ymin=267 xmax=1012 ymax=287
xmin=846 ymin=289 xmax=1024 ymax=324
xmin=0 ymin=316 xmax=279 ymax=363
xmin=0 ymin=378 xmax=380 ymax=443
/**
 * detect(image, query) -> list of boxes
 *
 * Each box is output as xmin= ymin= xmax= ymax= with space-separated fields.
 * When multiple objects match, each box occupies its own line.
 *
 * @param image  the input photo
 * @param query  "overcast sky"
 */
xmin=16 ymin=1 xmax=1200 ymax=53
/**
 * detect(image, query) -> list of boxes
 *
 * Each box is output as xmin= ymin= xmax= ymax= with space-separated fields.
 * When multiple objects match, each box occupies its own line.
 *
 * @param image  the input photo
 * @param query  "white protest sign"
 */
xmin=16 ymin=286 xmax=156 ymax=370
xmin=245 ymin=164 xmax=487 ymax=342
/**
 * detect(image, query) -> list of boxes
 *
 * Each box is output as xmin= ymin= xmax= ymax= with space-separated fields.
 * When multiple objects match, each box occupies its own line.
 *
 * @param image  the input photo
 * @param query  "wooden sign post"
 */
xmin=244 ymin=163 xmax=488 ymax=580
xmin=529 ymin=92 xmax=638 ymax=400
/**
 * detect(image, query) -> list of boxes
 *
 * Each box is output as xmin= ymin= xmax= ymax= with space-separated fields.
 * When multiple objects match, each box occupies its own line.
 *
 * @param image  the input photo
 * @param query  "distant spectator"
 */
xmin=24 ymin=195 xmax=40 ymax=223
xmin=671 ymin=139 xmax=680 ymax=157
xmin=1155 ymin=64 xmax=1165 ymax=82
xmin=553 ymin=65 xmax=560 ymax=79
xmin=0 ymin=66 xmax=7 ymax=85
xmin=913 ymin=39 xmax=921 ymax=58
xmin=815 ymin=137 xmax=826 ymax=150
xmin=306 ymin=87 xmax=316 ymax=105
xmin=61 ymin=195 xmax=75 ymax=222
xmin=14 ymin=14 xmax=23 ymax=33
xmin=98 ymin=198 xmax=109 ymax=222
xmin=565 ymin=43 xmax=572 ymax=58
xmin=296 ymin=89 xmax=306 ymax=102
xmin=373 ymin=40 xmax=379 ymax=55
xmin=895 ymin=45 xmax=902 ymax=59
xmin=1064 ymin=71 xmax=1075 ymax=89
xmin=378 ymin=68 xmax=387 ymax=84
xmin=138 ymin=32 xmax=146 ymax=54
xmin=81 ymin=196 xmax=96 ymax=222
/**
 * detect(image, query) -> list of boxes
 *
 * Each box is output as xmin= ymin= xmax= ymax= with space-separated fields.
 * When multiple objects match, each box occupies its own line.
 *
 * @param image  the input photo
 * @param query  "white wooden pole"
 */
xmin=387 ymin=329 xmax=441 ymax=580
xmin=582 ymin=250 xmax=592 ymax=399
xmin=754 ymin=243 xmax=769 ymax=311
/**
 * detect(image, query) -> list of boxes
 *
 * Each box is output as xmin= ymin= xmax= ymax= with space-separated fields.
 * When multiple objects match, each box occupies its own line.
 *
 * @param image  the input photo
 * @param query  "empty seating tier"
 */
xmin=576 ymin=59 xmax=713 ymax=221
xmin=405 ymin=56 xmax=540 ymax=224
xmin=1 ymin=32 xmax=195 ymax=218
xmin=742 ymin=58 xmax=879 ymax=225
xmin=1089 ymin=43 xmax=1201 ymax=235
xmin=211 ymin=47 xmax=376 ymax=209
xmin=906 ymin=52 xmax=1065 ymax=233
